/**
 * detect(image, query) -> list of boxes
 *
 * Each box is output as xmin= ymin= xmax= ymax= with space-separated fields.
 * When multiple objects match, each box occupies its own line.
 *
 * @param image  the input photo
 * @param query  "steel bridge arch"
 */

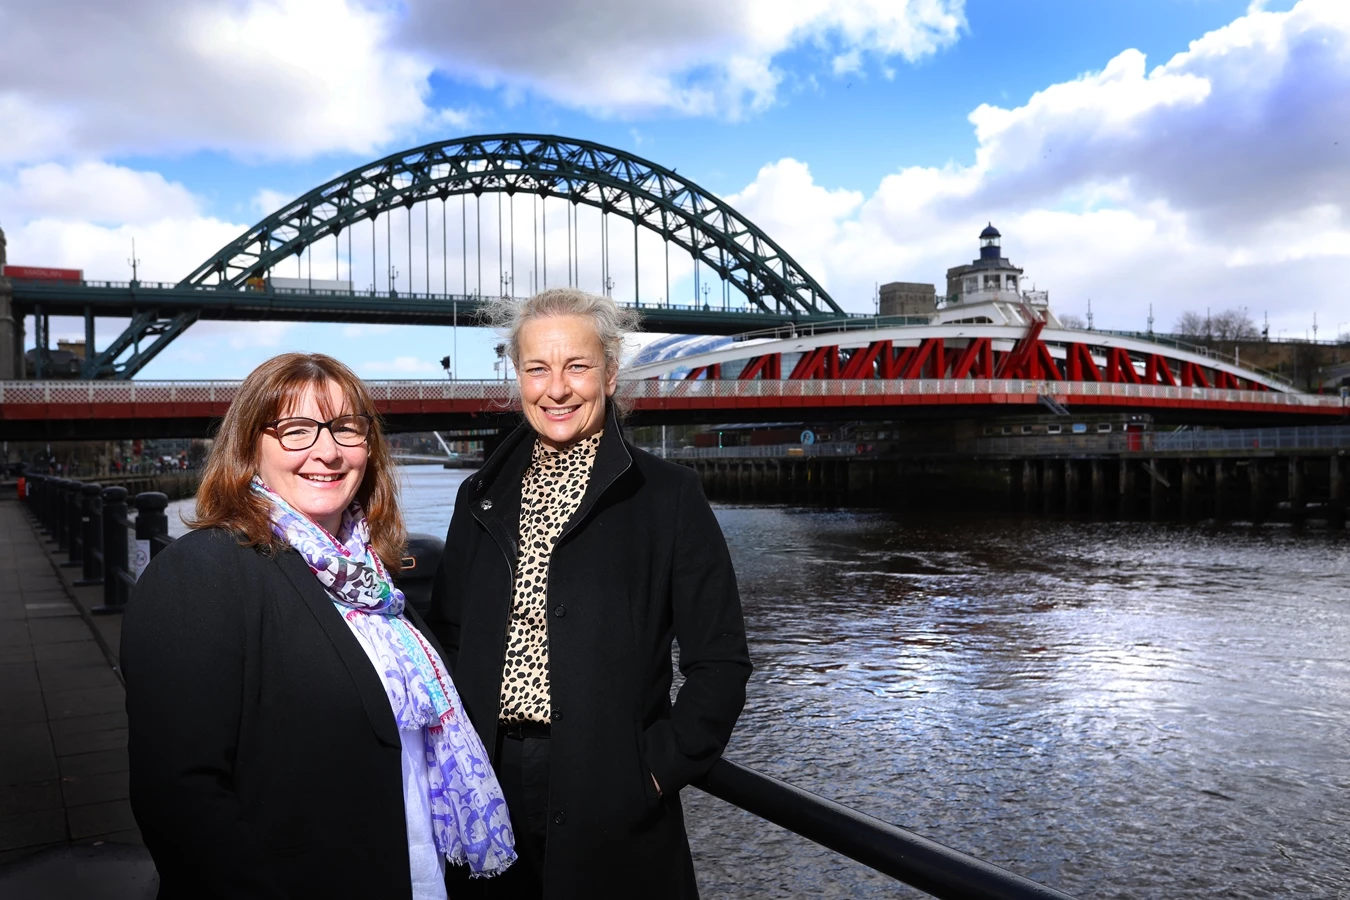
xmin=182 ymin=133 xmax=841 ymax=317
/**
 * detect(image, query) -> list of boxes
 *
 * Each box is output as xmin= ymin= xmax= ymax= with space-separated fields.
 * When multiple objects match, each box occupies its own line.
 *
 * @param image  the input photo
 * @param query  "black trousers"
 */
xmin=451 ymin=731 xmax=551 ymax=899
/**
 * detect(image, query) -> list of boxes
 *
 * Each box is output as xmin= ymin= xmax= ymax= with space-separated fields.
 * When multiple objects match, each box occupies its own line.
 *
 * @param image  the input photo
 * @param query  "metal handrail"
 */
xmin=698 ymin=759 xmax=1075 ymax=899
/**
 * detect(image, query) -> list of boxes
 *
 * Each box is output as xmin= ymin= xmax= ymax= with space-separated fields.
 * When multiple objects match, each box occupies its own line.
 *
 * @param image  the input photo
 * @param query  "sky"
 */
xmin=2 ymin=0 xmax=1347 ymax=381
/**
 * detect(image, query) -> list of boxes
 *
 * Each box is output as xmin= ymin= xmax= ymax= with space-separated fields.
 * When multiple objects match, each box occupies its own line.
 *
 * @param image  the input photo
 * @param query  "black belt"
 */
xmin=499 ymin=720 xmax=551 ymax=740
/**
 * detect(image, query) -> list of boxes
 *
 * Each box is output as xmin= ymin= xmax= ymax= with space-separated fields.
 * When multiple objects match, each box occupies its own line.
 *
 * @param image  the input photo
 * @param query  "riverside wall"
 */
xmin=676 ymin=451 xmax=1348 ymax=526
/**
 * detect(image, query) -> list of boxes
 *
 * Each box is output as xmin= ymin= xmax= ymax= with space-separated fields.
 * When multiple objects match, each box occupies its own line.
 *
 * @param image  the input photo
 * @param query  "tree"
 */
xmin=1175 ymin=311 xmax=1208 ymax=339
xmin=1058 ymin=313 xmax=1086 ymax=329
xmin=1211 ymin=308 xmax=1259 ymax=341
xmin=1174 ymin=308 xmax=1257 ymax=342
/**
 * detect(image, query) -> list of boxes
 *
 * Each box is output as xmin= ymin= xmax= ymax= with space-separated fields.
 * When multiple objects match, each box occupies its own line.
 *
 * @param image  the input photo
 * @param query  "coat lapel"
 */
xmin=273 ymin=549 xmax=402 ymax=749
xmin=466 ymin=422 xmax=535 ymax=570
xmin=559 ymin=405 xmax=634 ymax=543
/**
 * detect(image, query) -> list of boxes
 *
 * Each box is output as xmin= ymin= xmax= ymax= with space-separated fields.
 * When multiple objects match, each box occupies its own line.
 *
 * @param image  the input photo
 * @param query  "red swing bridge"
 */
xmin=0 ymin=135 xmax=1343 ymax=439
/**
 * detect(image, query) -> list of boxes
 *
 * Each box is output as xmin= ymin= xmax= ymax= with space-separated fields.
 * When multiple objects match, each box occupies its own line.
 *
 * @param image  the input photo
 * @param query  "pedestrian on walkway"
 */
xmin=427 ymin=289 xmax=752 ymax=899
xmin=122 ymin=352 xmax=515 ymax=899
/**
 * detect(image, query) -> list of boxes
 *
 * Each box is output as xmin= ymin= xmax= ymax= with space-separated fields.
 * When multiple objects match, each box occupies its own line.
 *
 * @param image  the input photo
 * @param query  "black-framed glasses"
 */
xmin=264 ymin=414 xmax=373 ymax=451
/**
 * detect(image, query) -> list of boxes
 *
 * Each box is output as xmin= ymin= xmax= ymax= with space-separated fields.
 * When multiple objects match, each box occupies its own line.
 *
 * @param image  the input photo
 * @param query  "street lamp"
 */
xmin=702 ymin=282 xmax=710 ymax=310
xmin=501 ymin=271 xmax=512 ymax=299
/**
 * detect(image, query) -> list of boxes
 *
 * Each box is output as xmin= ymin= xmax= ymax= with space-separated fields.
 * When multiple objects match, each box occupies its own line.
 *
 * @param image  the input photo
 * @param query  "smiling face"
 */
xmin=255 ymin=381 xmax=368 ymax=535
xmin=517 ymin=314 xmax=617 ymax=451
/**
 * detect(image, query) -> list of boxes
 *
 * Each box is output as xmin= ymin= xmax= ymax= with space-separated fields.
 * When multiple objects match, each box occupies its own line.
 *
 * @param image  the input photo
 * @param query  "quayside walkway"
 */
xmin=0 ymin=493 xmax=156 ymax=899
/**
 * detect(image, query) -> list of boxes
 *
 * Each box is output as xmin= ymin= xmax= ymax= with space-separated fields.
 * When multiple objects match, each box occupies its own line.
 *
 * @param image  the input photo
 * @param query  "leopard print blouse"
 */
xmin=498 ymin=431 xmax=602 ymax=724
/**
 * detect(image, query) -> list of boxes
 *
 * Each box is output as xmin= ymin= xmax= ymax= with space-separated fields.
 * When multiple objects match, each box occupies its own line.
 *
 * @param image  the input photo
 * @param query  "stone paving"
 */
xmin=0 ymin=494 xmax=157 ymax=898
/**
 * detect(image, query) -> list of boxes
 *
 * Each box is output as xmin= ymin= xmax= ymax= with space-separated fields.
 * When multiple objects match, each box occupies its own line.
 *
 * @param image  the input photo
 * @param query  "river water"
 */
xmin=169 ymin=465 xmax=1350 ymax=898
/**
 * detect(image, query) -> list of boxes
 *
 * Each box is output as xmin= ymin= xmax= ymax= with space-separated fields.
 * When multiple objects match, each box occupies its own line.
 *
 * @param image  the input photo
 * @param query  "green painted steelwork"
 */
xmin=24 ymin=135 xmax=845 ymax=378
xmin=183 ymin=134 xmax=839 ymax=312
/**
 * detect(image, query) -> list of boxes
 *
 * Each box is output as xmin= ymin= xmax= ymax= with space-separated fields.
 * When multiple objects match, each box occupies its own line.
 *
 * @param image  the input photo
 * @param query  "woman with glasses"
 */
xmin=122 ymin=352 xmax=515 ymax=899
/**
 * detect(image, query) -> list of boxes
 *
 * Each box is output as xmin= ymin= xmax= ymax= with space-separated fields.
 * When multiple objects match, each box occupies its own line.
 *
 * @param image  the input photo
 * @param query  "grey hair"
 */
xmin=486 ymin=288 xmax=640 ymax=374
xmin=485 ymin=288 xmax=642 ymax=416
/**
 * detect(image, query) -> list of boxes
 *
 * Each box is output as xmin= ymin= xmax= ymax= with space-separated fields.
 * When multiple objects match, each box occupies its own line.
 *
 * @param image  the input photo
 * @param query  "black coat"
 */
xmin=426 ymin=412 xmax=752 ymax=899
xmin=122 ymin=528 xmax=443 ymax=899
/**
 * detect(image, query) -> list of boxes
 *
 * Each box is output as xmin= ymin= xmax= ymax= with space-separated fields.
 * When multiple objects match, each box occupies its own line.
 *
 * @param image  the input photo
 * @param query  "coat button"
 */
xmin=552 ymin=811 xmax=567 ymax=826
xmin=552 ymin=708 xmax=563 ymax=722
xmin=553 ymin=604 xmax=566 ymax=617
xmin=479 ymin=499 xmax=493 ymax=511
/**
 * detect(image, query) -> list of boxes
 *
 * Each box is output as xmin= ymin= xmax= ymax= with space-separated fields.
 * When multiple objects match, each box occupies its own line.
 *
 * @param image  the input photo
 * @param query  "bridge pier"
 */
xmin=1020 ymin=460 xmax=1039 ymax=513
xmin=1330 ymin=455 xmax=1346 ymax=529
xmin=1181 ymin=459 xmax=1200 ymax=520
xmin=0 ymin=266 xmax=20 ymax=380
xmin=1041 ymin=459 xmax=1061 ymax=513
xmin=1089 ymin=460 xmax=1105 ymax=516
xmin=1289 ymin=457 xmax=1307 ymax=524
xmin=1063 ymin=460 xmax=1081 ymax=514
xmin=1118 ymin=459 xmax=1137 ymax=518
xmin=1214 ymin=460 xmax=1229 ymax=520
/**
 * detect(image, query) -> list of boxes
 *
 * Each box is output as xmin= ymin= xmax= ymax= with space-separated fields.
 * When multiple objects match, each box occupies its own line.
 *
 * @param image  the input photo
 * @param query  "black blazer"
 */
xmin=122 ymin=527 xmax=440 ymax=899
xmin=427 ymin=410 xmax=752 ymax=899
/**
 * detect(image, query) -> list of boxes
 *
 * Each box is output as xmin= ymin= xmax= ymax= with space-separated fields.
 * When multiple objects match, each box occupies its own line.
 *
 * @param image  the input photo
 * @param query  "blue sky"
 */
xmin=3 ymin=0 xmax=1344 ymax=380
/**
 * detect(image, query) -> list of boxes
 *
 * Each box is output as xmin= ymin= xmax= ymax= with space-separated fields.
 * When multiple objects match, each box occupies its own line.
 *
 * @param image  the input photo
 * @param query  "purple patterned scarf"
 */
xmin=251 ymin=477 xmax=515 ymax=877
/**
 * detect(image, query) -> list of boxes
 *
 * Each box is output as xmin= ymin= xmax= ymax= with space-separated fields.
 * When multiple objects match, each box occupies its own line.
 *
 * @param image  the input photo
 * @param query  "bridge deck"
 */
xmin=1 ymin=378 xmax=1343 ymax=439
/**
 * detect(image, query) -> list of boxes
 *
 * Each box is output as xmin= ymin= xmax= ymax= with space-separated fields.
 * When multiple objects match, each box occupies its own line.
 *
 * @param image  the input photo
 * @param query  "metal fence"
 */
xmin=2 ymin=377 xmax=1345 ymax=410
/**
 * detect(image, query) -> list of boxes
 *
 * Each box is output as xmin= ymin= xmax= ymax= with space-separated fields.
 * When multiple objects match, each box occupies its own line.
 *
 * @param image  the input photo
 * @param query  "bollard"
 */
xmin=95 ymin=486 xmax=131 ymax=615
xmin=64 ymin=481 xmax=84 ymax=567
xmin=133 ymin=492 xmax=171 ymax=570
xmin=54 ymin=480 xmax=74 ymax=550
xmin=22 ymin=473 xmax=42 ymax=519
xmin=77 ymin=483 xmax=104 ymax=586
xmin=40 ymin=475 xmax=59 ymax=536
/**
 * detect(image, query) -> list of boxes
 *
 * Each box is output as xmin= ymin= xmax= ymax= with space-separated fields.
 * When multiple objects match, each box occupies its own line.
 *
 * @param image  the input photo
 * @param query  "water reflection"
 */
xmin=170 ymin=467 xmax=1350 ymax=898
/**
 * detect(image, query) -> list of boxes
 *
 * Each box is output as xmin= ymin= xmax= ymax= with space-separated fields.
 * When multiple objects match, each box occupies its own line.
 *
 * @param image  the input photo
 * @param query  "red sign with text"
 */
xmin=1 ymin=266 xmax=84 ymax=282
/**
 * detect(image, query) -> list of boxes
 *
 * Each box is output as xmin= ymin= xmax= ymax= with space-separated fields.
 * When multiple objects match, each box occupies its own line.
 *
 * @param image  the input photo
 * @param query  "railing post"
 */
xmin=64 ymin=481 xmax=84 ymax=567
xmin=54 ymin=479 xmax=74 ymax=551
xmin=23 ymin=473 xmax=42 ymax=520
xmin=134 ymin=492 xmax=170 ymax=564
xmin=77 ymin=483 xmax=104 ymax=586
xmin=96 ymin=486 xmax=130 ymax=614
xmin=39 ymin=475 xmax=58 ymax=536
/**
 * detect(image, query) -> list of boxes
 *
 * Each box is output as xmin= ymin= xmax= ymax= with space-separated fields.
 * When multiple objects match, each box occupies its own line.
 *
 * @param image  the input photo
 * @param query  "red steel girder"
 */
xmin=738 ymin=353 xmax=781 ymax=380
xmin=1179 ymin=361 xmax=1211 ymax=388
xmin=948 ymin=338 xmax=995 ymax=380
xmin=1145 ymin=354 xmax=1178 ymax=386
xmin=994 ymin=317 xmax=1046 ymax=378
xmin=788 ymin=346 xmax=839 ymax=379
xmin=898 ymin=338 xmax=947 ymax=379
xmin=840 ymin=341 xmax=887 ymax=379
xmin=1066 ymin=343 xmax=1102 ymax=382
xmin=1106 ymin=347 xmax=1143 ymax=384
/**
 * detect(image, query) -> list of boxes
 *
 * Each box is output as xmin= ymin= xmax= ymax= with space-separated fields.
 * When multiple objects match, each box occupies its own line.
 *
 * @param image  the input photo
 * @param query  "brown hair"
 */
xmin=191 ymin=352 xmax=406 ymax=574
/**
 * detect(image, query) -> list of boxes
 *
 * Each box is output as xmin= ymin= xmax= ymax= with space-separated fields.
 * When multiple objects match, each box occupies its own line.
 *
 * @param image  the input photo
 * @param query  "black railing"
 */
xmin=14 ymin=469 xmax=1077 ymax=899
xmin=697 ymin=759 xmax=1074 ymax=900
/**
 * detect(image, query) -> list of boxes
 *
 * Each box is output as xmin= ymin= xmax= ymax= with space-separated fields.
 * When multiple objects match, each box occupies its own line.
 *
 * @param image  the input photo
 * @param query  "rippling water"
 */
xmin=171 ymin=466 xmax=1350 ymax=898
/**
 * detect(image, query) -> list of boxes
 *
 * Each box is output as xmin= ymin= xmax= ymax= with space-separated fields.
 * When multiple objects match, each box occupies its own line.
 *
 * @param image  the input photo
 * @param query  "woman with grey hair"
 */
xmin=427 ymin=288 xmax=751 ymax=898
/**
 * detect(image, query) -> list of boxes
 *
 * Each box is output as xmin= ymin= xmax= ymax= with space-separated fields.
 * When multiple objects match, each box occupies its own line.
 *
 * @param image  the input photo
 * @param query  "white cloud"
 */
xmin=0 ymin=0 xmax=434 ymax=164
xmin=0 ymin=162 xmax=202 ymax=226
xmin=720 ymin=0 xmax=1350 ymax=337
xmin=397 ymin=0 xmax=966 ymax=119
xmin=250 ymin=189 xmax=293 ymax=217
